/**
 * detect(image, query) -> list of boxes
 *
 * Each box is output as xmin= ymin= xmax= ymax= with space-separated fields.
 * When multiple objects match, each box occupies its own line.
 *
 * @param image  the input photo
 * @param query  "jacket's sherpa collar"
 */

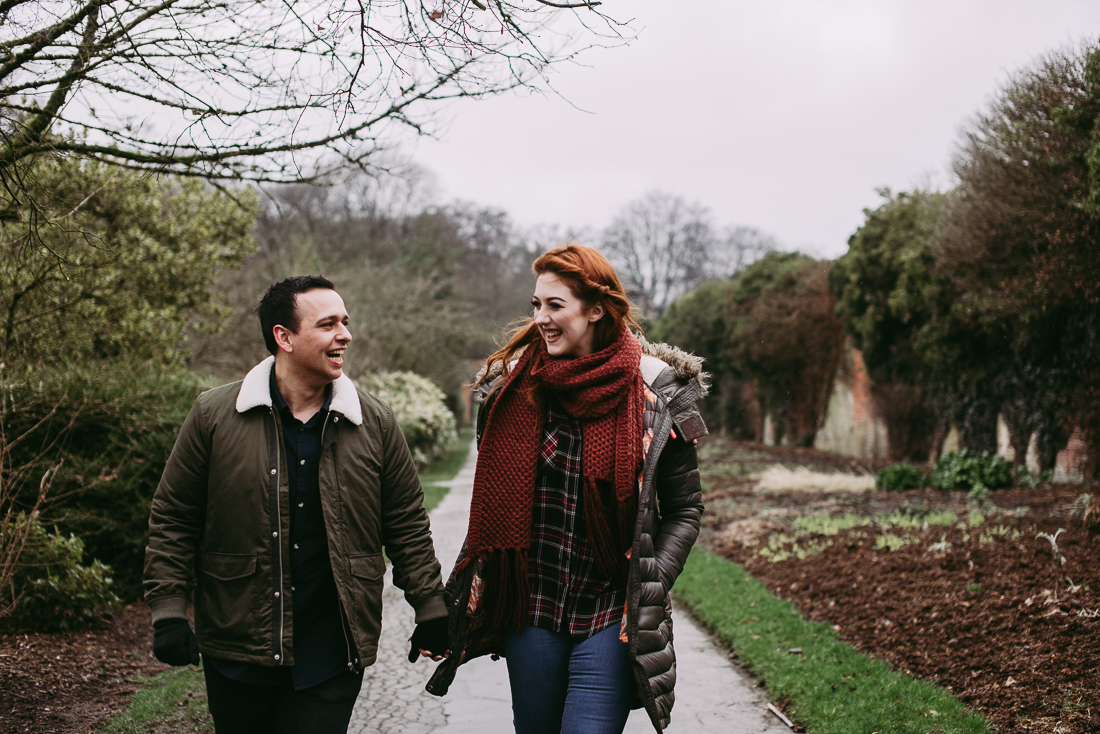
xmin=235 ymin=355 xmax=363 ymax=425
xmin=474 ymin=333 xmax=710 ymax=397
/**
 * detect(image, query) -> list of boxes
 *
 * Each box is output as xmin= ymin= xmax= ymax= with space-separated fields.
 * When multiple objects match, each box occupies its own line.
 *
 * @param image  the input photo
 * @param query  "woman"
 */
xmin=426 ymin=244 xmax=707 ymax=734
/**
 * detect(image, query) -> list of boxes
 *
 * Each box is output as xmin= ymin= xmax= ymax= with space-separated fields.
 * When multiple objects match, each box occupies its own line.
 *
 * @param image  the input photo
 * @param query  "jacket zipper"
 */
xmin=319 ymin=413 xmax=359 ymax=673
xmin=269 ymin=407 xmax=286 ymax=665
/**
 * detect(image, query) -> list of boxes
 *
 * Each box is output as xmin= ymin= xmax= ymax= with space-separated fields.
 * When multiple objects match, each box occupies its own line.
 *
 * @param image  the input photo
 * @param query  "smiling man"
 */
xmin=144 ymin=275 xmax=449 ymax=733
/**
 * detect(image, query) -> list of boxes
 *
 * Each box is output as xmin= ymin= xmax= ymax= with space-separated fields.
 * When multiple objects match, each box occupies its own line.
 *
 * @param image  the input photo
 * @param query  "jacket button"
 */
xmin=270 ymin=469 xmax=276 ymax=475
xmin=274 ymin=591 xmax=280 ymax=597
xmin=334 ymin=416 xmax=339 ymax=422
xmin=272 ymin=532 xmax=278 ymax=538
xmin=293 ymin=544 xmax=299 ymax=550
xmin=274 ymin=654 xmax=280 ymax=661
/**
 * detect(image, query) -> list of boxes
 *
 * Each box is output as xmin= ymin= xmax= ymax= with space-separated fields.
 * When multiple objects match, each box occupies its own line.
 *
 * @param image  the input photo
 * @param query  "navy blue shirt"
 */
xmin=205 ymin=375 xmax=351 ymax=689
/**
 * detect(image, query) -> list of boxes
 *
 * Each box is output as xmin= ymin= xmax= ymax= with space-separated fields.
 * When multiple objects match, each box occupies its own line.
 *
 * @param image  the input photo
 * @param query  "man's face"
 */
xmin=283 ymin=289 xmax=352 ymax=386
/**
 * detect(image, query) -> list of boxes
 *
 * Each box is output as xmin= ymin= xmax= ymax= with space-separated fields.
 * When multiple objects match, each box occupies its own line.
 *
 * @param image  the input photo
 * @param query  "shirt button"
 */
xmin=274 ymin=591 xmax=280 ymax=598
xmin=334 ymin=416 xmax=339 ymax=422
xmin=291 ymin=586 xmax=296 ymax=591
xmin=270 ymin=469 xmax=276 ymax=475
xmin=274 ymin=654 xmax=280 ymax=661
xmin=272 ymin=532 xmax=278 ymax=538
xmin=300 ymin=459 xmax=305 ymax=466
xmin=298 ymin=502 xmax=304 ymax=508
xmin=294 ymin=544 xmax=299 ymax=550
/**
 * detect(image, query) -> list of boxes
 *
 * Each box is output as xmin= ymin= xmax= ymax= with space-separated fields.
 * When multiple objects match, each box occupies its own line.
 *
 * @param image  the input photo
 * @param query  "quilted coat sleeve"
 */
xmin=651 ymin=434 xmax=703 ymax=593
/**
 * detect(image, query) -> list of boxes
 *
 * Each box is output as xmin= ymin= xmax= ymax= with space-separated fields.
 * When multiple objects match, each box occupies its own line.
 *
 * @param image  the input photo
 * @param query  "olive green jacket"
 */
xmin=143 ymin=356 xmax=447 ymax=670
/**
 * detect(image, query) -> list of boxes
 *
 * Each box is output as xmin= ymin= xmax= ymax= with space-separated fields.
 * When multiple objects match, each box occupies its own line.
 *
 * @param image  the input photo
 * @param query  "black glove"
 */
xmin=407 ymin=616 xmax=449 ymax=663
xmin=153 ymin=618 xmax=201 ymax=666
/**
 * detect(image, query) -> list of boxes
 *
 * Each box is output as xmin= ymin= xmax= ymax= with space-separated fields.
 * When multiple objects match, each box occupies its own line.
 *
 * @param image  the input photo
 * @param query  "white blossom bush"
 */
xmin=363 ymin=371 xmax=457 ymax=470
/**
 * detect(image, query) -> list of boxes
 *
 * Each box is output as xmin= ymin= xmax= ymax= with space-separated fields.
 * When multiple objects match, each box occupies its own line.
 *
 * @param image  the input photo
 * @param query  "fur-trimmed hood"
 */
xmin=474 ymin=333 xmax=710 ymax=397
xmin=234 ymin=355 xmax=364 ymax=425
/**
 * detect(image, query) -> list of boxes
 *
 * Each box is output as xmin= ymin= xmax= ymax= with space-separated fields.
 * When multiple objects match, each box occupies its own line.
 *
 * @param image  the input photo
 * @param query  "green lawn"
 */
xmin=673 ymin=547 xmax=991 ymax=734
xmin=98 ymin=427 xmax=474 ymax=732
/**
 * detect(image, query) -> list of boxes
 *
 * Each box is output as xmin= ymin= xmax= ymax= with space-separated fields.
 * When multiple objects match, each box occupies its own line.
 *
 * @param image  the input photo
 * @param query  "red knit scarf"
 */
xmin=465 ymin=327 xmax=643 ymax=631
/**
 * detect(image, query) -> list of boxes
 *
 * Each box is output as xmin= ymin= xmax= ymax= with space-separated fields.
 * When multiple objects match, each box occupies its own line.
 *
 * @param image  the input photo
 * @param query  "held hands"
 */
xmin=407 ymin=616 xmax=449 ymax=663
xmin=153 ymin=618 xmax=201 ymax=666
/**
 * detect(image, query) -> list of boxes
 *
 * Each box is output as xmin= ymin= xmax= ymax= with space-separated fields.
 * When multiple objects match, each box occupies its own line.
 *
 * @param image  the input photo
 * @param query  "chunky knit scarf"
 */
xmin=465 ymin=327 xmax=643 ymax=631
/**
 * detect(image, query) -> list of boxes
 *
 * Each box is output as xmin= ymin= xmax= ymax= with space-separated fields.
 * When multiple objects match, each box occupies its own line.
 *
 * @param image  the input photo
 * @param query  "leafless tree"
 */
xmin=713 ymin=225 xmax=776 ymax=278
xmin=0 ymin=0 xmax=625 ymax=198
xmin=600 ymin=190 xmax=713 ymax=315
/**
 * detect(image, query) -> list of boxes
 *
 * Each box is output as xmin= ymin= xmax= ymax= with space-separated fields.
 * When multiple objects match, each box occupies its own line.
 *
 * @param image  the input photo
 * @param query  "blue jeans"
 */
xmin=503 ymin=624 xmax=634 ymax=734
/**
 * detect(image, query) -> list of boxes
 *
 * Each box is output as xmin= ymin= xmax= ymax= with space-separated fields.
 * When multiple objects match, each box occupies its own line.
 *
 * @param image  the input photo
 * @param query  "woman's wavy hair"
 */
xmin=477 ymin=244 xmax=641 ymax=388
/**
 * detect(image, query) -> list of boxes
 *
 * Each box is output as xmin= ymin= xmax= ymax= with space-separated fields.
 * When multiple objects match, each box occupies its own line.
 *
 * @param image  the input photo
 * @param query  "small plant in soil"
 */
xmin=1036 ymin=528 xmax=1071 ymax=599
xmin=1069 ymin=493 xmax=1100 ymax=535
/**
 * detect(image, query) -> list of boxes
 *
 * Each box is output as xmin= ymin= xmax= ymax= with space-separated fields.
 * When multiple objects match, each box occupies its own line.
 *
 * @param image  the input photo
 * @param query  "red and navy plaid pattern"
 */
xmin=527 ymin=399 xmax=626 ymax=637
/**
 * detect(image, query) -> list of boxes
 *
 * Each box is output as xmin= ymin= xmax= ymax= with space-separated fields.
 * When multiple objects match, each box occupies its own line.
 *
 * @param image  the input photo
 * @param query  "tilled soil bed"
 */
xmin=0 ymin=602 xmax=166 ymax=733
xmin=708 ymin=471 xmax=1100 ymax=733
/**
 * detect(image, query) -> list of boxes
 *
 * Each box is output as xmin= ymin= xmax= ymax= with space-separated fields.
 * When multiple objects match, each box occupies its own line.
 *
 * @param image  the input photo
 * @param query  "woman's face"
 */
xmin=532 ymin=272 xmax=605 ymax=359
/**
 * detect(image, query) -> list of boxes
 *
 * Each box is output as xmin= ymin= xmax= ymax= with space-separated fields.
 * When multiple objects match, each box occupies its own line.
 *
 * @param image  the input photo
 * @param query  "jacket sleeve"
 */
xmin=143 ymin=394 xmax=211 ymax=624
xmin=651 ymin=433 xmax=704 ymax=593
xmin=377 ymin=403 xmax=447 ymax=623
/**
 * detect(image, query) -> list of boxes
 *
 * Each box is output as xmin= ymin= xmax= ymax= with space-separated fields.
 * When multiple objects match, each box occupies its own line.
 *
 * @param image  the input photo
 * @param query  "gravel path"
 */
xmin=348 ymin=442 xmax=789 ymax=734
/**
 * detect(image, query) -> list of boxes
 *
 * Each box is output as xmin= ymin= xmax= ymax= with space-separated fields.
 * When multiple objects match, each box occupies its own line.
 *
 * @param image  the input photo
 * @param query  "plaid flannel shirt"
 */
xmin=527 ymin=398 xmax=629 ymax=638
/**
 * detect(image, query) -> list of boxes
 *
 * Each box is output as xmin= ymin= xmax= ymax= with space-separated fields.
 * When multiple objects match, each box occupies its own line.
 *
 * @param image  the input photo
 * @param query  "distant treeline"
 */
xmin=655 ymin=40 xmax=1100 ymax=483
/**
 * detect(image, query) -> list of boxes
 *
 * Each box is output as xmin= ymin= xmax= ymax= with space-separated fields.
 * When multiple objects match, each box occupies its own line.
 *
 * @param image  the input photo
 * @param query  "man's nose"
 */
xmin=338 ymin=324 xmax=352 ymax=342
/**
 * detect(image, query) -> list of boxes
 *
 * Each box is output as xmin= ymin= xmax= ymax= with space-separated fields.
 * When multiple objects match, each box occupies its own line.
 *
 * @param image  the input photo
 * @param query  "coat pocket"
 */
xmin=346 ymin=553 xmax=386 ymax=649
xmin=197 ymin=552 xmax=260 ymax=643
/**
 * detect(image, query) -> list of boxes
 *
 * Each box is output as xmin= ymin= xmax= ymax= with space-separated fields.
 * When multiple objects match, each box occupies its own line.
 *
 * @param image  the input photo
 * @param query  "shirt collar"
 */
xmin=269 ymin=369 xmax=332 ymax=424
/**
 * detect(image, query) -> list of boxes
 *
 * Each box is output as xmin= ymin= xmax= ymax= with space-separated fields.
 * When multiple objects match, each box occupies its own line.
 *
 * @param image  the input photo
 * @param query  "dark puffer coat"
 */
xmin=426 ymin=337 xmax=706 ymax=733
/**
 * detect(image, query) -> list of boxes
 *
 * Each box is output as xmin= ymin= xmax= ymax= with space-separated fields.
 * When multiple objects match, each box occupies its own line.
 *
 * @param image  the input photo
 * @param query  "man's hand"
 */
xmin=407 ymin=616 xmax=449 ymax=663
xmin=153 ymin=618 xmax=201 ymax=666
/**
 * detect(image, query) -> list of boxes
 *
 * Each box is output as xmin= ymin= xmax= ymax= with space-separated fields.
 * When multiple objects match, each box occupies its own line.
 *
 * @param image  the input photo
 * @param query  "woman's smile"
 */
xmin=532 ymin=273 xmax=604 ymax=359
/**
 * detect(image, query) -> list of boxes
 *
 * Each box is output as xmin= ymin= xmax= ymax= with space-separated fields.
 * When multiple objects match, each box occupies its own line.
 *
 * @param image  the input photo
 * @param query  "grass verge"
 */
xmin=98 ymin=427 xmax=476 ymax=732
xmin=673 ymin=546 xmax=991 ymax=734
xmin=99 ymin=667 xmax=211 ymax=733
xmin=420 ymin=426 xmax=475 ymax=512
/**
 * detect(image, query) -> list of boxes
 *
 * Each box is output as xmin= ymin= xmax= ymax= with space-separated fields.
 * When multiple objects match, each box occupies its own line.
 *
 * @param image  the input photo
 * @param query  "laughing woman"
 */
xmin=426 ymin=244 xmax=707 ymax=734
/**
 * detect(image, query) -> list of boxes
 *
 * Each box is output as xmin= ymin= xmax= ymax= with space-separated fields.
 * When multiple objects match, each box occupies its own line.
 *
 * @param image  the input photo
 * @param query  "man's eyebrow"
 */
xmin=314 ymin=313 xmax=349 ymax=325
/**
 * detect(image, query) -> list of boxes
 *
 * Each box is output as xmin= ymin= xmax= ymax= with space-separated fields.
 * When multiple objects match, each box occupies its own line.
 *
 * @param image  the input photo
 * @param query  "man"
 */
xmin=144 ymin=275 xmax=449 ymax=732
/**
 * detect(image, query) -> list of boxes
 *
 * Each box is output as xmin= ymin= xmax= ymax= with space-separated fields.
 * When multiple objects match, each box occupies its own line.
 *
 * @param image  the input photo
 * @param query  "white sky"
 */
xmin=408 ymin=1 xmax=1100 ymax=259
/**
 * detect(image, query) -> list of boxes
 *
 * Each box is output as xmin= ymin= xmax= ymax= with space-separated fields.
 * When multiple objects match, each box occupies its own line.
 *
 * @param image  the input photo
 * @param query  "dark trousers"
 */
xmin=203 ymin=662 xmax=363 ymax=734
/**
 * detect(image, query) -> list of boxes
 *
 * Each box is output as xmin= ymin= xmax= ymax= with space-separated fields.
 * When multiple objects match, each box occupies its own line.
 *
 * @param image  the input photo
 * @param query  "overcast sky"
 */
xmin=407 ymin=1 xmax=1100 ymax=259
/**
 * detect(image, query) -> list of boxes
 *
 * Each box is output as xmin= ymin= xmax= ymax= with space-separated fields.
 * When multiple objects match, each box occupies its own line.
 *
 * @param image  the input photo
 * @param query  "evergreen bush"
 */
xmin=3 ymin=514 xmax=120 ymax=632
xmin=930 ymin=449 xmax=1012 ymax=491
xmin=875 ymin=462 xmax=926 ymax=490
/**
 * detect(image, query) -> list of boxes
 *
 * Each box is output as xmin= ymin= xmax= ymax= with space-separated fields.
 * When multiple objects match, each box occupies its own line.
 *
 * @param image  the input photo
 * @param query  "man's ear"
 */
xmin=273 ymin=325 xmax=294 ymax=354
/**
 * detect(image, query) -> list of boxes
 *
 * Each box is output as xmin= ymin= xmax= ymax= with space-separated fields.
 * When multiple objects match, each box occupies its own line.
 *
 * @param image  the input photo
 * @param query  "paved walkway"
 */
xmin=349 ymin=442 xmax=789 ymax=734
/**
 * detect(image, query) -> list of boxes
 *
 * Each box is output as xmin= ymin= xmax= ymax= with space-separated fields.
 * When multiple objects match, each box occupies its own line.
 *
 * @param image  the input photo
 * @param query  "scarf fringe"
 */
xmin=582 ymin=476 xmax=637 ymax=579
xmin=479 ymin=549 xmax=531 ymax=633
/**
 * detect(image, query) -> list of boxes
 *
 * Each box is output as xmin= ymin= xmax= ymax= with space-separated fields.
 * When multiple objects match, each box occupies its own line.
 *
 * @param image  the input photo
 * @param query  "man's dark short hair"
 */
xmin=257 ymin=275 xmax=335 ymax=356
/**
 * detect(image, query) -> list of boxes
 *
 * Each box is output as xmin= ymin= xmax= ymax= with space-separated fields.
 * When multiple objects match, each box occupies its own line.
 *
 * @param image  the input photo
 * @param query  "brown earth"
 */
xmin=0 ymin=602 xmax=171 ymax=733
xmin=701 ymin=439 xmax=1100 ymax=734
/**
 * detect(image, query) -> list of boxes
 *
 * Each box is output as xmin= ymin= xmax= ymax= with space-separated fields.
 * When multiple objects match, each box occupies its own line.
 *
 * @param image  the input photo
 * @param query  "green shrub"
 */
xmin=875 ymin=462 xmax=925 ymax=490
xmin=363 ymin=371 xmax=457 ymax=469
xmin=3 ymin=514 xmax=120 ymax=632
xmin=4 ymin=365 xmax=207 ymax=602
xmin=930 ymin=449 xmax=1011 ymax=491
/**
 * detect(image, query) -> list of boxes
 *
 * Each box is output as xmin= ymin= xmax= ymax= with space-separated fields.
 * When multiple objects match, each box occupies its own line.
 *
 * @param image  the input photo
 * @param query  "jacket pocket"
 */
xmin=346 ymin=553 xmax=386 ymax=649
xmin=197 ymin=552 xmax=261 ymax=643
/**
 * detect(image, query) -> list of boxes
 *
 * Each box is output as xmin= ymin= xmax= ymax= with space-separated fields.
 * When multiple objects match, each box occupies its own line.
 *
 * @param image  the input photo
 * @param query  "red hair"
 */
xmin=478 ymin=244 xmax=641 ymax=387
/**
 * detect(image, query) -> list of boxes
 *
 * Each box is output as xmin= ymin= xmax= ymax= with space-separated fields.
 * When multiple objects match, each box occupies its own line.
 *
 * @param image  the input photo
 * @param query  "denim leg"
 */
xmin=560 ymin=624 xmax=634 ymax=734
xmin=504 ymin=626 xmax=570 ymax=734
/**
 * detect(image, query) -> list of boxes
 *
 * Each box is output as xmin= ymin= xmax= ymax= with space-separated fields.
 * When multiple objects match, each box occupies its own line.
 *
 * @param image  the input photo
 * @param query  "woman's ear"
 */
xmin=587 ymin=303 xmax=605 ymax=323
